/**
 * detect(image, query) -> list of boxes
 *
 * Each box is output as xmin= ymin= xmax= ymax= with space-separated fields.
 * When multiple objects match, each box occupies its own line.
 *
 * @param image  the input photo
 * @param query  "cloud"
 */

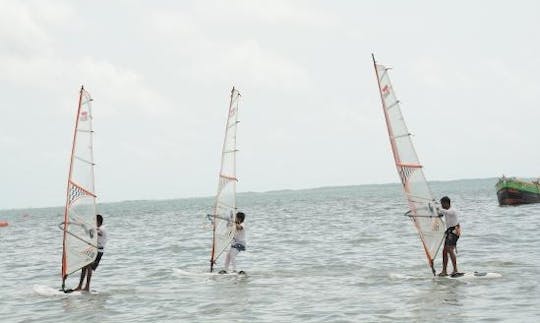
xmin=0 ymin=0 xmax=73 ymax=55
xmin=0 ymin=135 xmax=16 ymax=145
xmin=0 ymin=53 xmax=172 ymax=117
xmin=195 ymin=40 xmax=311 ymax=90
xmin=0 ymin=0 xmax=49 ymax=54
xmin=146 ymin=4 xmax=318 ymax=91
xmin=224 ymin=0 xmax=339 ymax=28
xmin=76 ymin=57 xmax=174 ymax=117
xmin=0 ymin=0 xmax=171 ymax=119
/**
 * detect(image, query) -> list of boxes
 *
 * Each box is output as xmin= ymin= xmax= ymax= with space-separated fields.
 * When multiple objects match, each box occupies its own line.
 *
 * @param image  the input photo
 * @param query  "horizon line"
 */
xmin=0 ymin=176 xmax=503 ymax=212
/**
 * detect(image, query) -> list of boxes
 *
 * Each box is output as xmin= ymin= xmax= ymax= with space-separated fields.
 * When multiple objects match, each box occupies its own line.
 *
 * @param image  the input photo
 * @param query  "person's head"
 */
xmin=97 ymin=214 xmax=103 ymax=227
xmin=440 ymin=196 xmax=451 ymax=210
xmin=235 ymin=212 xmax=245 ymax=224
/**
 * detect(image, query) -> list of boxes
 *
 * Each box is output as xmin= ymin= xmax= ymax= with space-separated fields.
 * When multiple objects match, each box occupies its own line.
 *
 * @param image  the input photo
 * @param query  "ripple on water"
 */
xmin=1 ymin=180 xmax=540 ymax=321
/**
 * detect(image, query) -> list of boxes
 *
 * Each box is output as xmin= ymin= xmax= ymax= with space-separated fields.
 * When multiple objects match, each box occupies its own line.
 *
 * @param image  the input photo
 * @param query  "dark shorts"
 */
xmin=231 ymin=243 xmax=246 ymax=252
xmin=445 ymin=231 xmax=459 ymax=247
xmin=91 ymin=251 xmax=104 ymax=270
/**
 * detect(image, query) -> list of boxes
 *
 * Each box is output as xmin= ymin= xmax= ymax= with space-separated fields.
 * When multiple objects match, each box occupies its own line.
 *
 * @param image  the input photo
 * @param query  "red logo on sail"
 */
xmin=382 ymin=85 xmax=391 ymax=97
xmin=80 ymin=111 xmax=88 ymax=121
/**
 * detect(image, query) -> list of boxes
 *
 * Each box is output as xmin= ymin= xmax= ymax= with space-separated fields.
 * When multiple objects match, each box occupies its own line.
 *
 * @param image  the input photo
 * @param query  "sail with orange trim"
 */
xmin=209 ymin=87 xmax=241 ymax=272
xmin=60 ymin=86 xmax=98 ymax=290
xmin=372 ymin=55 xmax=445 ymax=275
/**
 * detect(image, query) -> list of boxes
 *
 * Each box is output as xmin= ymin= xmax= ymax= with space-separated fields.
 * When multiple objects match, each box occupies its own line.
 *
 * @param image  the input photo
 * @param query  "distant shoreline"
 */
xmin=0 ymin=177 xmax=503 ymax=212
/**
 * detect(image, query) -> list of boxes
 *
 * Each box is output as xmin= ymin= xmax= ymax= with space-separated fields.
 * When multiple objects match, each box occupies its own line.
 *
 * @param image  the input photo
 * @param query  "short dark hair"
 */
xmin=440 ymin=196 xmax=451 ymax=204
xmin=236 ymin=212 xmax=245 ymax=223
xmin=97 ymin=214 xmax=103 ymax=226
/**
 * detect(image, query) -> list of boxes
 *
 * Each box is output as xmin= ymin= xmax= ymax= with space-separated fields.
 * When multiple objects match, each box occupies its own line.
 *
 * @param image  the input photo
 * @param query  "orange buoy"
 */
xmin=0 ymin=221 xmax=8 ymax=227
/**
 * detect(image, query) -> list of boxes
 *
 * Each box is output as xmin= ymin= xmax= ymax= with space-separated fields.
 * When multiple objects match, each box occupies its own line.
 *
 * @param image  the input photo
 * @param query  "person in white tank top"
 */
xmin=438 ymin=197 xmax=461 ymax=277
xmin=220 ymin=212 xmax=246 ymax=274
xmin=74 ymin=214 xmax=107 ymax=291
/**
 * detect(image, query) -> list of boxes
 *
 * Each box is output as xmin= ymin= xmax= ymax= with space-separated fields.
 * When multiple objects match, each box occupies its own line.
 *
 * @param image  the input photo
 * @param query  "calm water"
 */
xmin=1 ymin=178 xmax=539 ymax=322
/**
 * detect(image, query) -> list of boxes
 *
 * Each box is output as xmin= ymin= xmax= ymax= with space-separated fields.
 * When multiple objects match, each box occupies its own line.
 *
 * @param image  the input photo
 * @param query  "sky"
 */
xmin=1 ymin=0 xmax=539 ymax=209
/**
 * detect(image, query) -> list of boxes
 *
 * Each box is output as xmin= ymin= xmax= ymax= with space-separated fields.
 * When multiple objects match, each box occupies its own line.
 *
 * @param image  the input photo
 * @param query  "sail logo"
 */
xmin=229 ymin=106 xmax=237 ymax=117
xmin=81 ymin=246 xmax=96 ymax=259
xmin=382 ymin=85 xmax=391 ymax=97
xmin=80 ymin=111 xmax=88 ymax=121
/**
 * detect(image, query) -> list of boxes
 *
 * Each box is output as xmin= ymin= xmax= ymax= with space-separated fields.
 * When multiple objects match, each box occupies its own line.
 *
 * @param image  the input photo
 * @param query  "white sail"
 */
xmin=61 ymin=86 xmax=98 ymax=288
xmin=210 ymin=87 xmax=241 ymax=272
xmin=372 ymin=55 xmax=445 ymax=275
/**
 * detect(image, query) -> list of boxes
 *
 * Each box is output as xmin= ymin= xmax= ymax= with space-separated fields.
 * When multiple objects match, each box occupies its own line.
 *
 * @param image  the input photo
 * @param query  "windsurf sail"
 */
xmin=209 ymin=87 xmax=241 ymax=272
xmin=372 ymin=54 xmax=445 ymax=275
xmin=60 ymin=86 xmax=98 ymax=290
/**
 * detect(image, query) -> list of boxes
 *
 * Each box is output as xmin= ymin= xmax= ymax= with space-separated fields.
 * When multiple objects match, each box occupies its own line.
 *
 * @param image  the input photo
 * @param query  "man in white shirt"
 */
xmin=220 ymin=212 xmax=246 ymax=274
xmin=75 ymin=214 xmax=107 ymax=291
xmin=438 ymin=196 xmax=461 ymax=277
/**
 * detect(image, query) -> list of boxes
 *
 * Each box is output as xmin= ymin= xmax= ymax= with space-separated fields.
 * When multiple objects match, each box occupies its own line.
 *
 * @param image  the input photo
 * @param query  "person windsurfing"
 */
xmin=219 ymin=212 xmax=246 ymax=274
xmin=437 ymin=196 xmax=462 ymax=277
xmin=74 ymin=214 xmax=107 ymax=291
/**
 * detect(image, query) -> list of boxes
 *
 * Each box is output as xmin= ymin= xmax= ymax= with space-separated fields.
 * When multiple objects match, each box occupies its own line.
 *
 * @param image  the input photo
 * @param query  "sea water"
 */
xmin=1 ymin=178 xmax=539 ymax=322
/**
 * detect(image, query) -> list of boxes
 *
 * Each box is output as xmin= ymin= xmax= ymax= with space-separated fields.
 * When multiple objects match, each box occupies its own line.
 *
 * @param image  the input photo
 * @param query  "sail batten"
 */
xmin=220 ymin=174 xmax=238 ymax=181
xmin=227 ymin=121 xmax=240 ymax=129
xmin=392 ymin=133 xmax=412 ymax=139
xmin=74 ymin=155 xmax=95 ymax=165
xmin=372 ymin=55 xmax=445 ymax=275
xmin=210 ymin=88 xmax=241 ymax=272
xmin=61 ymin=86 xmax=98 ymax=288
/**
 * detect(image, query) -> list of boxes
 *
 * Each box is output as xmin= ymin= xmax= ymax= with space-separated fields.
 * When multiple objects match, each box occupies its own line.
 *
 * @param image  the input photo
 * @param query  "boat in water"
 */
xmin=496 ymin=176 xmax=540 ymax=206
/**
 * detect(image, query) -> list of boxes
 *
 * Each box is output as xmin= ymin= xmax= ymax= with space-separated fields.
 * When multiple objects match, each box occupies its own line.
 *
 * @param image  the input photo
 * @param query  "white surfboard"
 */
xmin=443 ymin=272 xmax=502 ymax=279
xmin=33 ymin=284 xmax=97 ymax=296
xmin=173 ymin=268 xmax=247 ymax=277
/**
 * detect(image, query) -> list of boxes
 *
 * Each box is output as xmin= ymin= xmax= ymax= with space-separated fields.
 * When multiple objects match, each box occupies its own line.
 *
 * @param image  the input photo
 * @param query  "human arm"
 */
xmin=438 ymin=209 xmax=445 ymax=217
xmin=453 ymin=223 xmax=461 ymax=236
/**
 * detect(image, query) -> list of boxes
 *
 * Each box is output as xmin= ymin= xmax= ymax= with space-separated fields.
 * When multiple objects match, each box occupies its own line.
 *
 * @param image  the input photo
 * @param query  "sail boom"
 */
xmin=58 ymin=222 xmax=99 ymax=248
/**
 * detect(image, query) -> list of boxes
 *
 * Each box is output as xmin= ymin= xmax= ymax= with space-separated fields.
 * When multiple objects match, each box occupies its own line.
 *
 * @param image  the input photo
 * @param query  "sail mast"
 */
xmin=372 ymin=54 xmax=445 ymax=275
xmin=61 ymin=86 xmax=84 ymax=288
xmin=210 ymin=87 xmax=241 ymax=272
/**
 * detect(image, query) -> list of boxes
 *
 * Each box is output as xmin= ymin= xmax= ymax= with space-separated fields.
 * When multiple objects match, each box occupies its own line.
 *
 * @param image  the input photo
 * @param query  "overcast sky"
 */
xmin=1 ymin=0 xmax=538 ymax=209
